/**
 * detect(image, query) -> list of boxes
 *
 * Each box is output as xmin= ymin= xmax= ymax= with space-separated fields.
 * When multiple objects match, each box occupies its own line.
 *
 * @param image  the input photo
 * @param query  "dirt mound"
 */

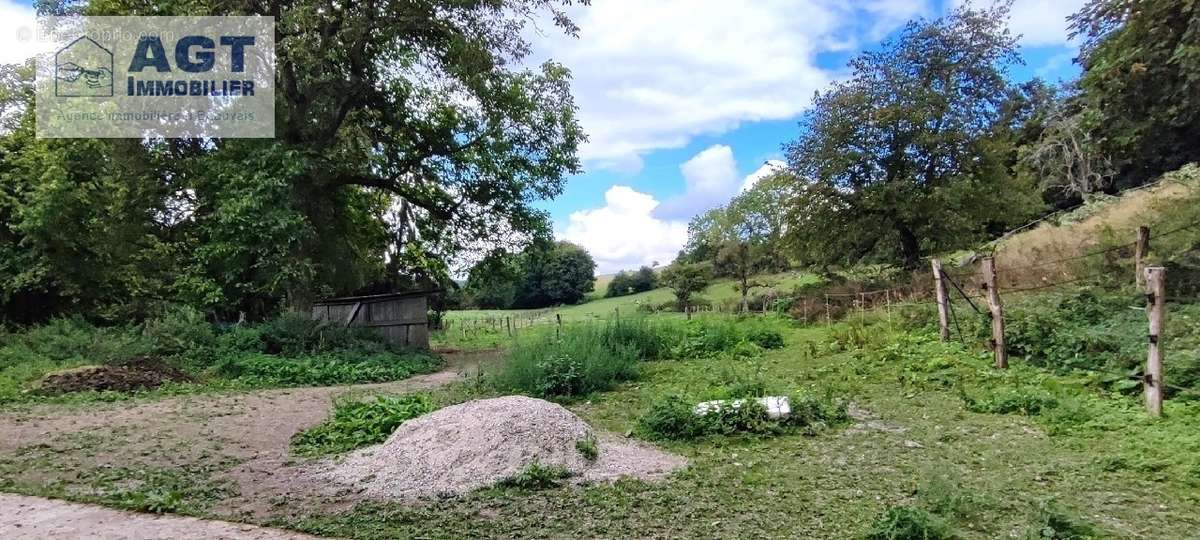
xmin=324 ymin=395 xmax=685 ymax=499
xmin=34 ymin=357 xmax=194 ymax=395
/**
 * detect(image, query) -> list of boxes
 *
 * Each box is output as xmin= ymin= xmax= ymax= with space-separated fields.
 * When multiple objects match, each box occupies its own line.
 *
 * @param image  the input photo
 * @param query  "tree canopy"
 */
xmin=1 ymin=0 xmax=587 ymax=323
xmin=782 ymin=3 xmax=1041 ymax=268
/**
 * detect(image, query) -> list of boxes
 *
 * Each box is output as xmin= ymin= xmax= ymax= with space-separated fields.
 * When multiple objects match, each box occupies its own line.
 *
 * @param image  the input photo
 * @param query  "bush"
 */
xmin=257 ymin=313 xmax=389 ymax=357
xmin=212 ymin=350 xmax=441 ymax=388
xmin=141 ymin=306 xmax=217 ymax=368
xmin=864 ymin=506 xmax=955 ymax=540
xmin=292 ymin=394 xmax=437 ymax=455
xmin=495 ymin=322 xmax=640 ymax=398
xmin=638 ymin=392 xmax=847 ymax=440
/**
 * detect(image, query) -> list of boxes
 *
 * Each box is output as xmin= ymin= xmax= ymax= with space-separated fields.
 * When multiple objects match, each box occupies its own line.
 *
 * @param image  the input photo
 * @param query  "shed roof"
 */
xmin=313 ymin=289 xmax=441 ymax=305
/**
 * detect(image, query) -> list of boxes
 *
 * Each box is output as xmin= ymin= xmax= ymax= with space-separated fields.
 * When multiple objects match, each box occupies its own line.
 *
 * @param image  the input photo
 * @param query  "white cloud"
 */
xmin=0 ymin=1 xmax=45 ymax=65
xmin=954 ymin=0 xmax=1086 ymax=47
xmin=558 ymin=186 xmax=689 ymax=274
xmin=528 ymin=0 xmax=929 ymax=173
xmin=653 ymin=145 xmax=789 ymax=220
xmin=740 ymin=159 xmax=787 ymax=192
xmin=654 ymin=144 xmax=739 ymax=220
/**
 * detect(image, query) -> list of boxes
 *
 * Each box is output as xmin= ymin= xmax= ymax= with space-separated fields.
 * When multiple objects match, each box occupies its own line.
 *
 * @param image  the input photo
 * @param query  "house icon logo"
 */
xmin=55 ymin=36 xmax=114 ymax=97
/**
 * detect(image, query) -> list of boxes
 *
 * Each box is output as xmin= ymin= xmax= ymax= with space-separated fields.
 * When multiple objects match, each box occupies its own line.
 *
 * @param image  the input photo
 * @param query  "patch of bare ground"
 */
xmin=0 ymin=349 xmax=501 ymax=521
xmin=0 ymin=493 xmax=321 ymax=539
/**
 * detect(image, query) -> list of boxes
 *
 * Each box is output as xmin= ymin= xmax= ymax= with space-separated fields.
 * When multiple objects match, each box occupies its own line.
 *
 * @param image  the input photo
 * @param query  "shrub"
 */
xmin=212 ymin=351 xmax=440 ymax=388
xmin=746 ymin=328 xmax=785 ymax=349
xmin=962 ymin=388 xmax=1059 ymax=416
xmin=495 ymin=323 xmax=640 ymax=398
xmin=292 ymin=393 xmax=437 ymax=456
xmin=864 ymin=506 xmax=955 ymax=540
xmin=141 ymin=306 xmax=217 ymax=368
xmin=496 ymin=461 xmax=572 ymax=490
xmin=639 ymin=392 xmax=847 ymax=440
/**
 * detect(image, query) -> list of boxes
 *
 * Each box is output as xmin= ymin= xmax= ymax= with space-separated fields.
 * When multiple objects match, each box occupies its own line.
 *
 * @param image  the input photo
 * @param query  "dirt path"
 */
xmin=0 ymin=349 xmax=501 ymax=536
xmin=0 ymin=493 xmax=321 ymax=539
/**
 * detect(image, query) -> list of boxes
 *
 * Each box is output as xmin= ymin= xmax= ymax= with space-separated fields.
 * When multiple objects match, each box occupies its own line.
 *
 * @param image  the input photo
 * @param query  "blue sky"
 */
xmin=0 ymin=0 xmax=1086 ymax=274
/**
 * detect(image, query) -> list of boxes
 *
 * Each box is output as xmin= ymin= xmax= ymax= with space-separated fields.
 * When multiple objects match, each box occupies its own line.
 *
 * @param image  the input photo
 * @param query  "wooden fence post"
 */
xmin=981 ymin=257 xmax=1007 ymax=369
xmin=932 ymin=259 xmax=950 ymax=341
xmin=1144 ymin=267 xmax=1166 ymax=417
xmin=1135 ymin=226 xmax=1151 ymax=290
xmin=505 ymin=316 xmax=512 ymax=337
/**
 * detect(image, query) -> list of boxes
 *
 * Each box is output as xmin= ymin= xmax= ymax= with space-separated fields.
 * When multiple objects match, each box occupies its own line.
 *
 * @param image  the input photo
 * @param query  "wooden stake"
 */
xmin=1135 ymin=226 xmax=1151 ymax=290
xmin=1145 ymin=266 xmax=1166 ymax=417
xmin=506 ymin=316 xmax=512 ymax=337
xmin=932 ymin=259 xmax=951 ymax=341
xmin=556 ymin=313 xmax=562 ymax=338
xmin=981 ymin=257 xmax=1007 ymax=369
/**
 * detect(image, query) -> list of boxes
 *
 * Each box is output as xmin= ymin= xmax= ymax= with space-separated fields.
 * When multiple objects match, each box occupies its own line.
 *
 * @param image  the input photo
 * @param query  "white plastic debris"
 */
xmin=692 ymin=396 xmax=791 ymax=419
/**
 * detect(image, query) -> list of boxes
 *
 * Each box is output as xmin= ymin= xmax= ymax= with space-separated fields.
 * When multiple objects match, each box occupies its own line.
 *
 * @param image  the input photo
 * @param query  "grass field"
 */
xmin=446 ymin=271 xmax=820 ymax=324
xmin=3 ymin=299 xmax=1197 ymax=538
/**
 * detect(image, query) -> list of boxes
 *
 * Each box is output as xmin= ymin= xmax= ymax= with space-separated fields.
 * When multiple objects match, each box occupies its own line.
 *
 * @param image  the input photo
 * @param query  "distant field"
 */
xmin=444 ymin=271 xmax=820 ymax=324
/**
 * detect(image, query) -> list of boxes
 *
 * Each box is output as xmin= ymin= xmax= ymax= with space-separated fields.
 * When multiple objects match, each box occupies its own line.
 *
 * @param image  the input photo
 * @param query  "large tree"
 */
xmin=1070 ymin=0 xmax=1200 ymax=187
xmin=783 ymin=3 xmax=1040 ymax=268
xmin=4 ymin=0 xmax=587 ymax=321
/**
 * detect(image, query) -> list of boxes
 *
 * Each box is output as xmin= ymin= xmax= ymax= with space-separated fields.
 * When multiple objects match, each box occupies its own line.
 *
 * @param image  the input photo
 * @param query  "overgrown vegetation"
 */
xmin=492 ymin=317 xmax=788 ymax=399
xmin=292 ymin=394 xmax=437 ymax=456
xmin=0 ymin=309 xmax=441 ymax=403
xmin=638 ymin=392 xmax=847 ymax=440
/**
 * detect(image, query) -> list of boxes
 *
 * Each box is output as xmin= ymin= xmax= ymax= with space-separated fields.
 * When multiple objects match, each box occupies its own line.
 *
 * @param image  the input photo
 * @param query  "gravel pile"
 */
xmin=324 ymin=395 xmax=685 ymax=499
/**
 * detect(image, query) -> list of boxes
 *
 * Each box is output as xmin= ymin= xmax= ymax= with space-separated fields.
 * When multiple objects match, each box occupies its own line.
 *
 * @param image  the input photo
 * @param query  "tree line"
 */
xmin=0 ymin=0 xmax=587 ymax=324
xmin=666 ymin=0 xmax=1199 ymax=307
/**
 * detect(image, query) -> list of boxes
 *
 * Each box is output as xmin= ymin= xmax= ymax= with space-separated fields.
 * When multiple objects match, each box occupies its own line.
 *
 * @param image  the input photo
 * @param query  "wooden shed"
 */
xmin=311 ymin=291 xmax=434 ymax=349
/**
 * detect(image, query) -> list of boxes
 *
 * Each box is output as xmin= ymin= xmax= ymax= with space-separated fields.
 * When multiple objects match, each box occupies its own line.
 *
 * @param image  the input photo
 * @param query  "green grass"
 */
xmin=282 ymin=311 xmax=1200 ymax=539
xmin=0 ymin=310 xmax=442 ymax=405
xmin=6 ymin=299 xmax=1200 ymax=538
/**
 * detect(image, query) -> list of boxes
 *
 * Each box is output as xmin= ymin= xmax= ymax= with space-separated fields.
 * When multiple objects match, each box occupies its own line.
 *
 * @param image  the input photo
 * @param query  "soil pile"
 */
xmin=34 ymin=357 xmax=194 ymax=395
xmin=325 ymin=395 xmax=685 ymax=499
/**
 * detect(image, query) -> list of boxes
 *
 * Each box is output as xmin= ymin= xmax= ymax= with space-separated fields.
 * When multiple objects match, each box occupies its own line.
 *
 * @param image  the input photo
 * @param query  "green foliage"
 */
xmin=0 ymin=318 xmax=152 ymax=402
xmin=606 ymin=267 xmax=658 ymax=298
xmin=211 ymin=351 xmax=439 ymax=388
xmin=1070 ymin=0 xmax=1200 ymax=187
xmin=963 ymin=388 xmax=1059 ymax=416
xmin=0 ymin=310 xmax=441 ymax=403
xmin=661 ymin=262 xmax=712 ymax=310
xmin=1022 ymin=504 xmax=1098 ymax=540
xmin=638 ymin=392 xmax=846 ymax=441
xmin=464 ymin=241 xmax=597 ymax=309
xmin=495 ymin=323 xmax=640 ymax=398
xmin=784 ymin=4 xmax=1042 ymax=267
xmin=495 ymin=461 xmax=573 ymax=490
xmin=292 ymin=394 xmax=437 ymax=456
xmin=575 ymin=435 xmax=599 ymax=462
xmin=864 ymin=506 xmax=956 ymax=540
xmin=4 ymin=0 xmax=587 ymax=323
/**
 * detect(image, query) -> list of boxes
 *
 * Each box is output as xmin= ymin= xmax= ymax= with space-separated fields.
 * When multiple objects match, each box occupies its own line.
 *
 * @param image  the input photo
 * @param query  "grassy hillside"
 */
xmin=991 ymin=164 xmax=1200 ymax=272
xmin=446 ymin=271 xmax=820 ymax=324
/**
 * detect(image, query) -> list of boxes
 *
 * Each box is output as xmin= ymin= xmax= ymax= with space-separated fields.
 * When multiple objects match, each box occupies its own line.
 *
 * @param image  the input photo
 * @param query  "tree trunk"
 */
xmin=898 ymin=226 xmax=921 ymax=269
